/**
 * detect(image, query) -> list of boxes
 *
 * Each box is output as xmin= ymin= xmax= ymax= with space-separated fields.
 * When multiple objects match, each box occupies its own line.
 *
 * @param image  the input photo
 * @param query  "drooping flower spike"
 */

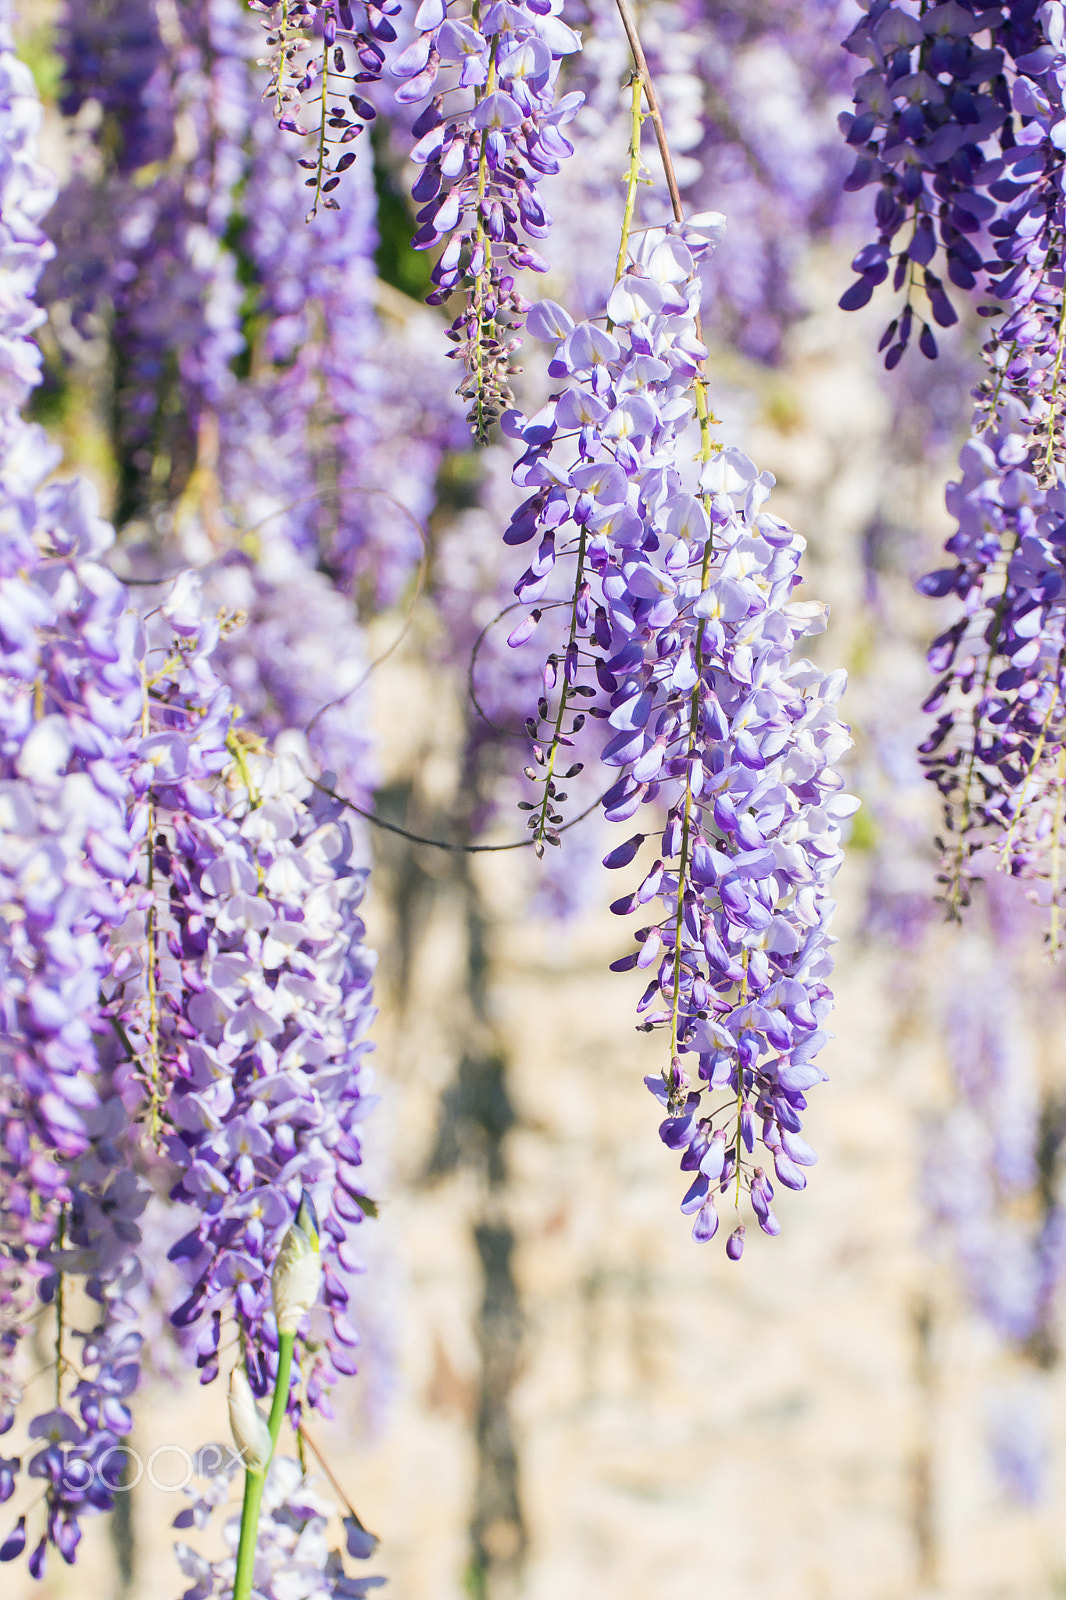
xmin=837 ymin=0 xmax=1028 ymax=362
xmin=0 ymin=22 xmax=382 ymax=1564
xmin=89 ymin=576 xmax=378 ymax=1415
xmin=249 ymin=0 xmax=396 ymax=218
xmin=905 ymin=6 xmax=1066 ymax=925
xmin=836 ymin=1 xmax=1066 ymax=367
xmin=500 ymin=57 xmax=854 ymax=1247
xmin=392 ymin=0 xmax=585 ymax=436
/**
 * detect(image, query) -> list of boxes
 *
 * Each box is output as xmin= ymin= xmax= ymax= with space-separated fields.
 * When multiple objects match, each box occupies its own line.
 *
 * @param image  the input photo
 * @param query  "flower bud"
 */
xmin=228 ymin=1366 xmax=272 ymax=1474
xmin=272 ymin=1192 xmax=323 ymax=1334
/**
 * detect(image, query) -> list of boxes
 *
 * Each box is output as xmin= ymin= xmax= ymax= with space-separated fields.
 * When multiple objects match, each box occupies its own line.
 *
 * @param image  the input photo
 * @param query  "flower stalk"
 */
xmin=230 ymin=1331 xmax=295 ymax=1600
xmin=231 ymin=1195 xmax=319 ymax=1600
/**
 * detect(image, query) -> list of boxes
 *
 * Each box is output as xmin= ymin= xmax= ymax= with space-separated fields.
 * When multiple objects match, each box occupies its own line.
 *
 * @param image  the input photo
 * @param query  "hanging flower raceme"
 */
xmin=1 ymin=558 xmax=379 ymax=1565
xmin=922 ymin=926 xmax=1060 ymax=1349
xmin=819 ymin=0 xmax=1066 ymax=973
xmin=0 ymin=1 xmax=145 ymax=1433
xmin=392 ymin=0 xmax=584 ymax=437
xmin=0 ymin=11 xmax=156 ymax=1573
xmin=0 ymin=468 xmax=142 ymax=1414
xmin=102 ymin=575 xmax=378 ymax=1417
xmin=50 ymin=0 xmax=254 ymax=520
xmin=48 ymin=1 xmax=435 ymax=796
xmin=229 ymin=122 xmax=458 ymax=610
xmin=917 ymin=393 xmax=1066 ymax=931
xmin=980 ymin=15 xmax=1066 ymax=448
xmin=502 ymin=207 xmax=854 ymax=1250
xmin=837 ymin=0 xmax=1052 ymax=363
xmin=56 ymin=0 xmax=171 ymax=173
xmin=919 ymin=894 xmax=1066 ymax=1503
xmin=0 ymin=1097 xmax=150 ymax=1580
xmin=248 ymin=0 xmax=396 ymax=218
xmin=911 ymin=19 xmax=1066 ymax=918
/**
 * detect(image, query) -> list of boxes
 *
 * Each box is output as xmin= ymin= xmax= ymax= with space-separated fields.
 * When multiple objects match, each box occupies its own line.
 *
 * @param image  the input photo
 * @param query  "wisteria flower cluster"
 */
xmin=848 ymin=2 xmax=1066 ymax=923
xmin=176 ymin=1454 xmax=383 ymax=1600
xmin=253 ymin=0 xmax=587 ymax=435
xmin=838 ymin=0 xmax=1013 ymax=359
xmin=918 ymin=397 xmax=1066 ymax=925
xmin=923 ymin=930 xmax=1055 ymax=1349
xmin=0 ymin=551 xmax=379 ymax=1583
xmin=249 ymin=0 xmax=395 ymax=219
xmin=497 ymin=176 xmax=854 ymax=1248
xmin=0 ymin=5 xmax=142 ymax=1450
xmin=48 ymin=0 xmax=454 ymax=799
xmin=0 ymin=8 xmax=381 ymax=1580
xmin=100 ymin=586 xmax=379 ymax=1413
xmin=836 ymin=0 xmax=1066 ymax=932
xmin=396 ymin=0 xmax=585 ymax=434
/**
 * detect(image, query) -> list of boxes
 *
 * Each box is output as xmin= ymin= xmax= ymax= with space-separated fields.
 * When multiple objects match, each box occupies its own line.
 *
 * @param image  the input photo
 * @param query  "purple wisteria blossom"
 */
xmin=838 ymin=0 xmax=1007 ymax=358
xmin=839 ymin=0 xmax=1066 ymax=365
xmin=57 ymin=0 xmax=171 ymax=172
xmin=987 ymin=1382 xmax=1053 ymax=1503
xmin=248 ymin=0 xmax=395 ymax=218
xmin=392 ymin=0 xmax=584 ymax=435
xmin=0 ymin=9 xmax=157 ymax=1567
xmin=1 ymin=11 xmax=384 ymax=1572
xmin=837 ymin=0 xmax=1050 ymax=356
xmin=0 ymin=5 xmax=142 ymax=1445
xmin=175 ymin=1454 xmax=383 ymax=1600
xmin=502 ymin=211 xmax=854 ymax=1245
xmin=918 ymin=396 xmax=1066 ymax=925
xmin=432 ymin=443 xmax=611 ymax=920
xmin=49 ymin=0 xmax=251 ymax=517
xmin=922 ymin=935 xmax=1048 ymax=1343
xmin=229 ymin=125 xmax=458 ymax=608
xmin=99 ymin=576 xmax=377 ymax=1415
xmin=2 ymin=1099 xmax=149 ymax=1577
xmin=893 ymin=4 xmax=1066 ymax=923
xmin=920 ymin=895 xmax=1066 ymax=1504
xmin=47 ymin=0 xmax=453 ymax=797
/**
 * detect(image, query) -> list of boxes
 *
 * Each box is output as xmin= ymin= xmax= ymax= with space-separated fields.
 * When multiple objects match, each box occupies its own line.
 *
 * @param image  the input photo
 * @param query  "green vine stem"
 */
xmin=231 ymin=1330 xmax=296 ymax=1600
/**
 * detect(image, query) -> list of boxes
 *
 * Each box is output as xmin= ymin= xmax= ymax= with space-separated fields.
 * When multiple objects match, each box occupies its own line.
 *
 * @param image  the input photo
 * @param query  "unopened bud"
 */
xmin=228 ymin=1366 xmax=272 ymax=1473
xmin=272 ymin=1192 xmax=322 ymax=1334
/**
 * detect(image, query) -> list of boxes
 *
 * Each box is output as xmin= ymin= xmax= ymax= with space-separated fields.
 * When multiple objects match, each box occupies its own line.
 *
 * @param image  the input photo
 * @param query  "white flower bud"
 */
xmin=272 ymin=1212 xmax=322 ymax=1335
xmin=228 ymin=1365 xmax=272 ymax=1474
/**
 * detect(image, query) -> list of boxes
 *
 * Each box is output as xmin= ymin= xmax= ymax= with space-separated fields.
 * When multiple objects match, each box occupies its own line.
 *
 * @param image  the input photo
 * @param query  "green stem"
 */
xmin=231 ymin=1332 xmax=296 ymax=1600
xmin=1043 ymin=274 xmax=1066 ymax=476
xmin=611 ymin=0 xmax=717 ymax=443
xmin=613 ymin=74 xmax=645 ymax=288
xmin=268 ymin=1332 xmax=295 ymax=1444
xmin=232 ymin=1470 xmax=267 ymax=1600
xmin=944 ymin=537 xmax=1019 ymax=918
xmin=274 ymin=0 xmax=290 ymax=120
xmin=470 ymin=27 xmax=499 ymax=441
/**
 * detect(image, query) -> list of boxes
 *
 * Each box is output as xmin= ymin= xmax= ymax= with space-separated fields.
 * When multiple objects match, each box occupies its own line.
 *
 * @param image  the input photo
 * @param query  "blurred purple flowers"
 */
xmin=0 ymin=6 xmax=380 ymax=1572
